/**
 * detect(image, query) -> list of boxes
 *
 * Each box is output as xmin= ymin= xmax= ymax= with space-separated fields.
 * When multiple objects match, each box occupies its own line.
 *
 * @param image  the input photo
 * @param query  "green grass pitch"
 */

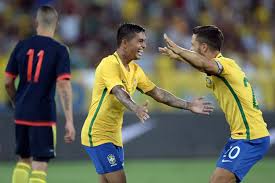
xmin=1 ymin=158 xmax=274 ymax=182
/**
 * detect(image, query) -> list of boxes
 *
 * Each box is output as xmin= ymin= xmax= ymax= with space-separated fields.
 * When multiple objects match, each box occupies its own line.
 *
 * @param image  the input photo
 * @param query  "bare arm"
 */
xmin=146 ymin=87 xmax=214 ymax=115
xmin=145 ymin=86 xmax=190 ymax=110
xmin=111 ymin=85 xmax=149 ymax=122
xmin=175 ymin=48 xmax=219 ymax=75
xmin=111 ymin=85 xmax=138 ymax=112
xmin=57 ymin=80 xmax=73 ymax=122
xmin=161 ymin=34 xmax=221 ymax=75
xmin=4 ymin=76 xmax=16 ymax=107
xmin=57 ymin=79 xmax=75 ymax=143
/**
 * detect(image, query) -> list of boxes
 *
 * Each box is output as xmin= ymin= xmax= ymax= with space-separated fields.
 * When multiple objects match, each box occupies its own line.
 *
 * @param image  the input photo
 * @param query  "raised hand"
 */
xmin=134 ymin=100 xmax=150 ymax=123
xmin=158 ymin=46 xmax=181 ymax=60
xmin=163 ymin=33 xmax=183 ymax=54
xmin=189 ymin=97 xmax=214 ymax=115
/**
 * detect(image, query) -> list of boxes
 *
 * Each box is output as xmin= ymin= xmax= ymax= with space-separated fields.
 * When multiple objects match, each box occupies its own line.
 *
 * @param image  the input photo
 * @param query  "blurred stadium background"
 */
xmin=0 ymin=0 xmax=275 ymax=182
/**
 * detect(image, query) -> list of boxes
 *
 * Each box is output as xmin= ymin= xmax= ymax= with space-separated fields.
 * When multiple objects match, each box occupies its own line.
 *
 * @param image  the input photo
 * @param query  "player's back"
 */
xmin=5 ymin=35 xmax=70 ymax=125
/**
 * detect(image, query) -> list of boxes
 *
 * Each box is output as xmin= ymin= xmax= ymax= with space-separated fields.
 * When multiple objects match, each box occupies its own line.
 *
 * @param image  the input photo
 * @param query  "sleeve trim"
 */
xmin=214 ymin=60 xmax=223 ymax=75
xmin=108 ymin=83 xmax=125 ymax=94
xmin=140 ymin=84 xmax=156 ymax=94
xmin=57 ymin=73 xmax=71 ymax=80
xmin=5 ymin=72 xmax=17 ymax=79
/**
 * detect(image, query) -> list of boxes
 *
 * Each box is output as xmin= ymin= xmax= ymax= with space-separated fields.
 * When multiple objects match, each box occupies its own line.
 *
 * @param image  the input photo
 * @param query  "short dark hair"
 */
xmin=192 ymin=25 xmax=224 ymax=51
xmin=117 ymin=23 xmax=145 ymax=46
xmin=37 ymin=5 xmax=58 ymax=26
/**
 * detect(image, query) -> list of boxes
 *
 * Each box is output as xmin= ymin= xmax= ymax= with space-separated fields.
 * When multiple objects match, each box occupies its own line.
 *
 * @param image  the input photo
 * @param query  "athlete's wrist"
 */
xmin=184 ymin=101 xmax=192 ymax=111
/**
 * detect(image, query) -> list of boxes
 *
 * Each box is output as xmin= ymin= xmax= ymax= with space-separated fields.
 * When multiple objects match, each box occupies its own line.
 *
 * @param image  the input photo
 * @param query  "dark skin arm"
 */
xmin=146 ymin=86 xmax=214 ymax=115
xmin=4 ymin=76 xmax=16 ymax=108
xmin=146 ymin=86 xmax=190 ymax=110
xmin=111 ymin=85 xmax=149 ymax=122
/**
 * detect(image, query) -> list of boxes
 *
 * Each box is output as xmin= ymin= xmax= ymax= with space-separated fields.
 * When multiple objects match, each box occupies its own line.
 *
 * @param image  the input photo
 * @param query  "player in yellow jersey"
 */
xmin=81 ymin=23 xmax=214 ymax=183
xmin=159 ymin=25 xmax=270 ymax=183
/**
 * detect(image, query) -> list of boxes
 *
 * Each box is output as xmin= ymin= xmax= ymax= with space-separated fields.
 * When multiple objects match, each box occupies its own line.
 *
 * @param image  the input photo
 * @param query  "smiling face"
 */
xmin=123 ymin=32 xmax=146 ymax=60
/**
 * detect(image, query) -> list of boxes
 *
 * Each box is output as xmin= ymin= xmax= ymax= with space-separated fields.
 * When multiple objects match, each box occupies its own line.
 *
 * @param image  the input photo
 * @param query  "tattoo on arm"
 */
xmin=146 ymin=87 xmax=190 ymax=110
xmin=111 ymin=85 xmax=137 ymax=112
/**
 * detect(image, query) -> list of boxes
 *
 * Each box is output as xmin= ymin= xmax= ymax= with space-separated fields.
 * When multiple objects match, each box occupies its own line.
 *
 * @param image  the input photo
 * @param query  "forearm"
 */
xmin=176 ymin=48 xmax=207 ymax=71
xmin=148 ymin=87 xmax=190 ymax=110
xmin=113 ymin=87 xmax=138 ymax=112
xmin=158 ymin=90 xmax=190 ymax=110
xmin=5 ymin=80 xmax=16 ymax=106
xmin=57 ymin=80 xmax=73 ymax=123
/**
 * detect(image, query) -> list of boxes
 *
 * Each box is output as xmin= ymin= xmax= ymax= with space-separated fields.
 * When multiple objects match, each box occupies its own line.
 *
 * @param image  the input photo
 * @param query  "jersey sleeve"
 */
xmin=100 ymin=60 xmax=124 ymax=93
xmin=5 ymin=42 xmax=21 ymax=79
xmin=56 ymin=46 xmax=71 ymax=80
xmin=137 ymin=66 xmax=156 ymax=93
xmin=215 ymin=57 xmax=232 ymax=76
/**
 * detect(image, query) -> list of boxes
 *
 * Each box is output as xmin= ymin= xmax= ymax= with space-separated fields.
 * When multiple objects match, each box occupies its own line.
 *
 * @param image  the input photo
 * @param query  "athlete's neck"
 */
xmin=204 ymin=50 xmax=220 ymax=60
xmin=36 ymin=26 xmax=55 ymax=38
xmin=116 ymin=48 xmax=131 ymax=67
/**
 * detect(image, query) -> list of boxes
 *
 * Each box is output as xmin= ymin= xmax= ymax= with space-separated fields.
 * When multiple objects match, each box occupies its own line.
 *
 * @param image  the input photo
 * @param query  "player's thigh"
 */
xmin=15 ymin=124 xmax=31 ymax=158
xmin=32 ymin=160 xmax=48 ymax=171
xmin=104 ymin=169 xmax=126 ymax=183
xmin=29 ymin=125 xmax=56 ymax=161
xmin=99 ymin=175 xmax=108 ymax=183
xmin=210 ymin=167 xmax=236 ymax=183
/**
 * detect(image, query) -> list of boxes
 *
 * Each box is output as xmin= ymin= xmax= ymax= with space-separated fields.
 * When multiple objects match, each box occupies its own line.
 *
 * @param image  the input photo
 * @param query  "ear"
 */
xmin=121 ymin=39 xmax=128 ymax=49
xmin=201 ymin=43 xmax=208 ymax=53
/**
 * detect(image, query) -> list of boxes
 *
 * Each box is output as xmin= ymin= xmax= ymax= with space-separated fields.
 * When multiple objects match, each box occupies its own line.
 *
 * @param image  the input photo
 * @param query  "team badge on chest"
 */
xmin=205 ymin=76 xmax=213 ymax=88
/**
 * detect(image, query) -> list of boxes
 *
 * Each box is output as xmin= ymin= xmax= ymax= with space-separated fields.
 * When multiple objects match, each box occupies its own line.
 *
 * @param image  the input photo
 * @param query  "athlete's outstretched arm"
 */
xmin=159 ymin=34 xmax=221 ymax=75
xmin=4 ymin=76 xmax=16 ymax=108
xmin=146 ymin=86 xmax=214 ymax=115
xmin=57 ymin=79 xmax=75 ymax=143
xmin=111 ymin=85 xmax=149 ymax=122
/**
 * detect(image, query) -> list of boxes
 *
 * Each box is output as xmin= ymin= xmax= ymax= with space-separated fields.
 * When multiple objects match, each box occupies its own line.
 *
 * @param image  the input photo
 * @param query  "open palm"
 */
xmin=190 ymin=97 xmax=214 ymax=115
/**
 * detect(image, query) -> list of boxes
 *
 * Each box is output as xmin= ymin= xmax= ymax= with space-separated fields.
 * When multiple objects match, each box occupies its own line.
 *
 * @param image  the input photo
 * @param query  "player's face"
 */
xmin=125 ymin=32 xmax=146 ymax=60
xmin=191 ymin=34 xmax=204 ymax=55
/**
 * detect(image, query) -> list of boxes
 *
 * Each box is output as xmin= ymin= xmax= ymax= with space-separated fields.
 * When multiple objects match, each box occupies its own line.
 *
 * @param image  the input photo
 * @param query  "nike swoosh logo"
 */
xmin=221 ymin=159 xmax=232 ymax=163
xmin=122 ymin=120 xmax=155 ymax=144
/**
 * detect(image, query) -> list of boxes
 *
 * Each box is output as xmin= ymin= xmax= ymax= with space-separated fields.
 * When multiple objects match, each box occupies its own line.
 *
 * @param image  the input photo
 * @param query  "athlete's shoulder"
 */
xmin=218 ymin=55 xmax=235 ymax=63
xmin=131 ymin=61 xmax=143 ymax=72
xmin=49 ymin=38 xmax=69 ymax=52
xmin=54 ymin=39 xmax=69 ymax=50
xmin=218 ymin=55 xmax=241 ymax=70
xmin=98 ymin=53 xmax=119 ymax=68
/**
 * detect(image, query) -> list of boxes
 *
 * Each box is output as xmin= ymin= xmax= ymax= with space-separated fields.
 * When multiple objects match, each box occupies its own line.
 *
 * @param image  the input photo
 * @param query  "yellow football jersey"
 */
xmin=206 ymin=53 xmax=269 ymax=140
xmin=81 ymin=52 xmax=156 ymax=147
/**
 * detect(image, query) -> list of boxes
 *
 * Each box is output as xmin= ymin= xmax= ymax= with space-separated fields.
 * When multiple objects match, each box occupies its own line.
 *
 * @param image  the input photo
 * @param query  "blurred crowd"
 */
xmin=0 ymin=0 xmax=275 ymax=112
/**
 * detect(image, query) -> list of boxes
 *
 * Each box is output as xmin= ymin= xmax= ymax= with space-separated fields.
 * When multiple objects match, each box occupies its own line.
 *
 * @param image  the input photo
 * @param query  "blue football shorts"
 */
xmin=84 ymin=143 xmax=124 ymax=174
xmin=216 ymin=136 xmax=270 ymax=182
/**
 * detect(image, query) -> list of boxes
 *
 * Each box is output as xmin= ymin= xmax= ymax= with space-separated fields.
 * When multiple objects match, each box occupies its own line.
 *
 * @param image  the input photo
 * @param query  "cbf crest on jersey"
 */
xmin=205 ymin=76 xmax=214 ymax=89
xmin=107 ymin=154 xmax=117 ymax=167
